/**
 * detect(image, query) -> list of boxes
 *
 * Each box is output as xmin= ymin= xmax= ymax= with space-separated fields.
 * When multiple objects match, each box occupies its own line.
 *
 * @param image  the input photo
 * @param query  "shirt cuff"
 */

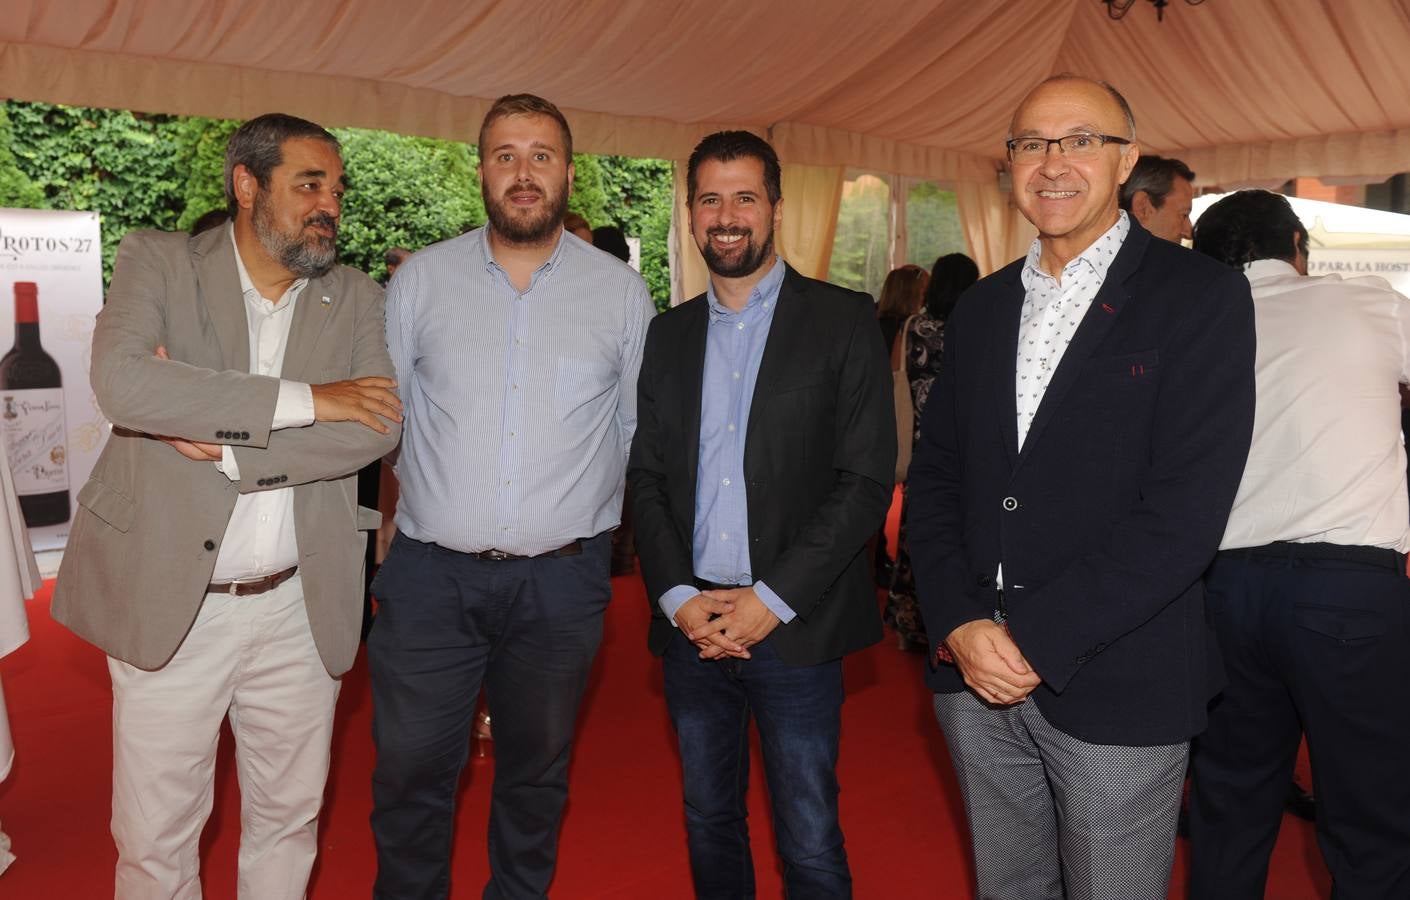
xmin=272 ymin=380 xmax=315 ymax=430
xmin=659 ymin=584 xmax=700 ymax=625
xmin=215 ymin=444 xmax=241 ymax=482
xmin=753 ymin=580 xmax=796 ymax=624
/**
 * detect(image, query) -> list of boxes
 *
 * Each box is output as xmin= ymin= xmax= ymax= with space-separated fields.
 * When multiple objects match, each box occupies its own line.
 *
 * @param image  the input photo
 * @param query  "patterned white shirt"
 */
xmin=1015 ymin=212 xmax=1130 ymax=449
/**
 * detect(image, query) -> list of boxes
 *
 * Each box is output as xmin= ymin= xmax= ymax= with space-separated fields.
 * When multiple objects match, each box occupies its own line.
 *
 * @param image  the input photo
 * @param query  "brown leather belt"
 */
xmin=207 ymin=565 xmax=299 ymax=596
xmin=469 ymin=540 xmax=583 ymax=561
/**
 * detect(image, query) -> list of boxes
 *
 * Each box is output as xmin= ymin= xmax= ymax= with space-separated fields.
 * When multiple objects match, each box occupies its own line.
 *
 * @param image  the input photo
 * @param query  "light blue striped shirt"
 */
xmin=658 ymin=258 xmax=795 ymax=624
xmin=386 ymin=226 xmax=654 ymax=555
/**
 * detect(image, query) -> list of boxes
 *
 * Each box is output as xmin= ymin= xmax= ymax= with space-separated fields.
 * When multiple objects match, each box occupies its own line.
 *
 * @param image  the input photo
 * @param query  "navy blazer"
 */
xmin=629 ymin=264 xmax=894 ymax=667
xmin=907 ymin=219 xmax=1256 ymax=746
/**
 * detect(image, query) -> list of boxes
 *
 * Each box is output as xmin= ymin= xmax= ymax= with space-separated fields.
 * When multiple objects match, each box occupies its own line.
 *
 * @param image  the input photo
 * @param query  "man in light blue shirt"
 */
xmin=369 ymin=93 xmax=653 ymax=900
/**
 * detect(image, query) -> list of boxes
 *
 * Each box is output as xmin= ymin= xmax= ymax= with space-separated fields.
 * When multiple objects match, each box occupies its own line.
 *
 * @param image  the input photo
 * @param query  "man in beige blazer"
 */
xmin=52 ymin=113 xmax=402 ymax=900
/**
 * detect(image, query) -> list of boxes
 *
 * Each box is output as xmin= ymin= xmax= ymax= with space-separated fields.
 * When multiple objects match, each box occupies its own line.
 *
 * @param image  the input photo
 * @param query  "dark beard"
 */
xmin=252 ymin=193 xmax=337 ymax=278
xmin=483 ymin=181 xmax=569 ymax=246
xmin=702 ymin=227 xmax=774 ymax=279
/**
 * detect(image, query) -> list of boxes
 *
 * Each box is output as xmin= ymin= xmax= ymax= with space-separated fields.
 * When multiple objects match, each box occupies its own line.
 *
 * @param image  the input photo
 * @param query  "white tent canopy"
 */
xmin=4 ymin=0 xmax=1410 ymax=279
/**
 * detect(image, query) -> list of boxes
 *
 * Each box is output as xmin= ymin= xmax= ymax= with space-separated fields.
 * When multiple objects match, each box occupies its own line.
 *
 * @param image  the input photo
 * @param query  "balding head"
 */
xmin=1007 ymin=75 xmax=1140 ymax=271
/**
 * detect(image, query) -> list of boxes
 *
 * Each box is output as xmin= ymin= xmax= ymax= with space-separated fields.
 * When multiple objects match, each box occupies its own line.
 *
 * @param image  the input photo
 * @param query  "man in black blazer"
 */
xmin=628 ymin=131 xmax=893 ymax=899
xmin=907 ymin=76 xmax=1256 ymax=899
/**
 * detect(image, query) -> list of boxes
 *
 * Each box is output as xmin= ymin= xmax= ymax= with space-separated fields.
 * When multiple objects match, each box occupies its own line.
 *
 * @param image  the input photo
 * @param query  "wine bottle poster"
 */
xmin=0 ymin=208 xmax=105 ymax=553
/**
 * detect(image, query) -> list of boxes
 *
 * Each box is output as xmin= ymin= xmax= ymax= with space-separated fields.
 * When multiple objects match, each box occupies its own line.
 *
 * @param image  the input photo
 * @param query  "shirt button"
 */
xmin=727 ymin=423 xmax=736 ymax=432
xmin=732 ymin=371 xmax=741 ymax=380
xmin=721 ymin=478 xmax=730 ymax=486
xmin=260 ymin=515 xmax=269 ymax=523
xmin=1002 ymin=496 xmax=1019 ymax=511
xmin=736 ymin=323 xmax=744 ymax=330
xmin=720 ymin=532 xmax=729 ymax=541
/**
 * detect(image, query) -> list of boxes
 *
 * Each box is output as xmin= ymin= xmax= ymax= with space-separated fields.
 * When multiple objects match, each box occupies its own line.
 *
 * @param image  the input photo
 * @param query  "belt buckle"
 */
xmin=483 ymin=549 xmax=514 ymax=561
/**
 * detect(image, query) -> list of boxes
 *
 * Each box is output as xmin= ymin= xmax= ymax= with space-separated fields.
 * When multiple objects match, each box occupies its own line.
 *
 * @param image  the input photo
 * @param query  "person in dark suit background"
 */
xmin=907 ymin=76 xmax=1256 ymax=899
xmin=628 ymin=130 xmax=893 ymax=899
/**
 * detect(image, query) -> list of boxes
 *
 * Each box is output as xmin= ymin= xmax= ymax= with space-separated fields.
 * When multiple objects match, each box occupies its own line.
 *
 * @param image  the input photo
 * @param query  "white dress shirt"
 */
xmin=1016 ymin=212 xmax=1130 ymax=450
xmin=210 ymin=226 xmax=316 ymax=582
xmin=1220 ymin=258 xmax=1410 ymax=552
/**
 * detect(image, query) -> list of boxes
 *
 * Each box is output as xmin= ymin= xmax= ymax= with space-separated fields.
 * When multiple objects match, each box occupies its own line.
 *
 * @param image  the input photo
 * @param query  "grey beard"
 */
xmin=253 ymin=199 xmax=337 ymax=279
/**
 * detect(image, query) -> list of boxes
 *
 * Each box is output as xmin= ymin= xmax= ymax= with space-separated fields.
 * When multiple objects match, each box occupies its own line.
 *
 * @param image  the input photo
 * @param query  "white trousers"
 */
xmin=109 ymin=575 xmax=340 ymax=900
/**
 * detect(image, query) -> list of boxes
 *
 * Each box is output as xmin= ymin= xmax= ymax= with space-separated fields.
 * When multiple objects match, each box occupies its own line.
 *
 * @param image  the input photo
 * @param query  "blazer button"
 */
xmin=203 ymin=539 xmax=216 ymax=551
xmin=1075 ymin=654 xmax=1088 ymax=664
xmin=1002 ymin=496 xmax=1018 ymax=511
xmin=977 ymin=574 xmax=994 ymax=588
xmin=241 ymin=431 xmax=250 ymax=440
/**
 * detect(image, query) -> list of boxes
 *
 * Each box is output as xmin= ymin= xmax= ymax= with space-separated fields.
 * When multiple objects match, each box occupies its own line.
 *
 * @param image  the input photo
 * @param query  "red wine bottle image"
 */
xmin=0 ymin=282 xmax=71 ymax=527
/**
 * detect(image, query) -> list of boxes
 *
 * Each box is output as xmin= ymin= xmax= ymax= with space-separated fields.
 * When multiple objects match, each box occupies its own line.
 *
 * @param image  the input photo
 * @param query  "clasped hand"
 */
xmin=945 ymin=619 xmax=1041 ymax=706
xmin=677 ymin=586 xmax=781 ymax=660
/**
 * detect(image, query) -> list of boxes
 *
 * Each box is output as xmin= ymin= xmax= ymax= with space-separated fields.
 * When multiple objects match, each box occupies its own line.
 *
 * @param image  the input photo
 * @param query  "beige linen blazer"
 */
xmin=51 ymin=226 xmax=400 ymax=676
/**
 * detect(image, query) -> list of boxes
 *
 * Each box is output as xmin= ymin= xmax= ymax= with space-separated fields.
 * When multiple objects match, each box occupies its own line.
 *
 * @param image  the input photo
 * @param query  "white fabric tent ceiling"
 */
xmin=2 ymin=0 xmax=1410 ymax=185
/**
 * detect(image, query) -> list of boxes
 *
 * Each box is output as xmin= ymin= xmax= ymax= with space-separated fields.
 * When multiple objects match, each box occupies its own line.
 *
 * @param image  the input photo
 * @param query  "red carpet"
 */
xmin=0 ymin=501 xmax=1331 ymax=897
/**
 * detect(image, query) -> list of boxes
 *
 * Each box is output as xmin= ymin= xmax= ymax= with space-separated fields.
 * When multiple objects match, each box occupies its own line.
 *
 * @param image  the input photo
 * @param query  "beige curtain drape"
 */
xmin=955 ymin=179 xmax=1036 ymax=276
xmin=671 ymin=161 xmax=845 ymax=304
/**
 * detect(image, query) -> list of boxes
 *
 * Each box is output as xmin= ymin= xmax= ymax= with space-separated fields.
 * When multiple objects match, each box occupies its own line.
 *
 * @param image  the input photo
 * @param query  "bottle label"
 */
xmin=1 ymin=388 xmax=69 ymax=495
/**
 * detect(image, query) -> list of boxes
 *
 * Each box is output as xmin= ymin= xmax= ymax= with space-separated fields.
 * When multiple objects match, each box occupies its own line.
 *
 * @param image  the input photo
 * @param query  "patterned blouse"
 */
xmin=901 ymin=311 xmax=946 ymax=443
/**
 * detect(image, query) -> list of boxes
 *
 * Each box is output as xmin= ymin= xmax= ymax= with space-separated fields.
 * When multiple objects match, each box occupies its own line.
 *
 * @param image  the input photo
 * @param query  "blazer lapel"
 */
xmin=1016 ymin=223 xmax=1151 ymax=465
xmin=744 ymin=265 xmax=805 ymax=445
xmin=679 ymin=298 xmax=709 ymax=510
xmin=192 ymin=228 xmax=250 ymax=370
xmin=281 ymin=273 xmax=336 ymax=384
xmin=989 ymin=267 xmax=1025 ymax=467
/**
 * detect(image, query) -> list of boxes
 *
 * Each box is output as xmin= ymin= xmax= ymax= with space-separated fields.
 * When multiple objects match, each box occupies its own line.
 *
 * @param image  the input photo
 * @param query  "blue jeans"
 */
xmin=663 ymin=632 xmax=851 ymax=899
xmin=368 ymin=532 xmax=611 ymax=900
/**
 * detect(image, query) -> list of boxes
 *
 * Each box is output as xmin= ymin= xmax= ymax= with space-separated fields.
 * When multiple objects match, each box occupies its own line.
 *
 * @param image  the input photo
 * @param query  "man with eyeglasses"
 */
xmin=907 ymin=75 xmax=1256 ymax=899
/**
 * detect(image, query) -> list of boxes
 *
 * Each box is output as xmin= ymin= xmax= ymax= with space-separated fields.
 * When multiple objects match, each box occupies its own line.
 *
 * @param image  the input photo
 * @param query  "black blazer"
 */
xmin=629 ymin=264 xmax=895 ymax=667
xmin=907 ymin=220 xmax=1256 ymax=746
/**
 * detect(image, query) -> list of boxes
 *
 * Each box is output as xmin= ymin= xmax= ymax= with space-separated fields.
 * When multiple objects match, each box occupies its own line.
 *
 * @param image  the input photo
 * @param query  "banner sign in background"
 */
xmin=0 ymin=208 xmax=106 ymax=553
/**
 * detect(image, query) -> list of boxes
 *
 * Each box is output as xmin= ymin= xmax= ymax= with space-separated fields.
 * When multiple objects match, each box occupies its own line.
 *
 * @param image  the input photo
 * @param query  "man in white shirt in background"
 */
xmin=1189 ymin=189 xmax=1410 ymax=900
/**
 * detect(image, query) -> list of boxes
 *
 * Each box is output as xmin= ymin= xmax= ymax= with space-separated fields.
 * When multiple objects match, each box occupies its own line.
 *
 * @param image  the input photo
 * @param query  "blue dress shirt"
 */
xmin=386 ymin=226 xmax=654 ymax=555
xmin=659 ymin=258 xmax=795 ymax=625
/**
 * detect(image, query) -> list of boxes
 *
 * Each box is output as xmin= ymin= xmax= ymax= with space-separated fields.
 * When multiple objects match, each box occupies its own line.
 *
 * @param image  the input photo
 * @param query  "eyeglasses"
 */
xmin=1005 ymin=133 xmax=1132 ymax=163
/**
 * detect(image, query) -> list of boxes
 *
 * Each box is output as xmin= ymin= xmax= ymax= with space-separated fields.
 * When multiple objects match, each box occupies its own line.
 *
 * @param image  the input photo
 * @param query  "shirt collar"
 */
xmin=706 ymin=256 xmax=786 ymax=322
xmin=1021 ymin=210 xmax=1131 ymax=290
xmin=478 ymin=224 xmax=569 ymax=277
xmin=229 ymin=223 xmax=307 ymax=310
xmin=1243 ymin=258 xmax=1301 ymax=282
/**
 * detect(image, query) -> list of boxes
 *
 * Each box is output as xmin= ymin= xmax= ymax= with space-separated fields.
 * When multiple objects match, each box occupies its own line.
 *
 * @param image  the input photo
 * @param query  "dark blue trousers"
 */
xmin=663 ymin=632 xmax=852 ymax=899
xmin=1190 ymin=546 xmax=1410 ymax=900
xmin=368 ymin=532 xmax=611 ymax=900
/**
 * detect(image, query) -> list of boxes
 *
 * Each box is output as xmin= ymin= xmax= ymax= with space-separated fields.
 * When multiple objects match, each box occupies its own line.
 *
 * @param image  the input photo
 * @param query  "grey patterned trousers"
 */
xmin=933 ymin=691 xmax=1187 ymax=900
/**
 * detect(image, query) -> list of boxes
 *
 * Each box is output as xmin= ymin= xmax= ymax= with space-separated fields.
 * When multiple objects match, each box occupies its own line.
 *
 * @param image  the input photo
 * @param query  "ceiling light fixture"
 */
xmin=1103 ymin=0 xmax=1208 ymax=22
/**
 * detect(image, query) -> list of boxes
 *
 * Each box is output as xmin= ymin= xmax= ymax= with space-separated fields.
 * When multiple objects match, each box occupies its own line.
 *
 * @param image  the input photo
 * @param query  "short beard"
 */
xmin=252 ymin=191 xmax=337 ymax=278
xmin=484 ymin=180 xmax=569 ymax=246
xmin=702 ymin=227 xmax=774 ymax=279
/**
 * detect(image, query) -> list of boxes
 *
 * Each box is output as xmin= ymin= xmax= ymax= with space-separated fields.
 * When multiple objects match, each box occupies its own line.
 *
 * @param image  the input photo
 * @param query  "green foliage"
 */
xmin=4 ymin=102 xmax=188 ymax=279
xmin=828 ymin=175 xmax=890 ymax=299
xmin=905 ymin=181 xmax=967 ymax=269
xmin=332 ymin=127 xmax=484 ymax=282
xmin=0 ymin=108 xmax=44 ymax=208
xmin=567 ymin=153 xmax=611 ymax=228
xmin=171 ymin=116 xmax=241 ymax=232
xmin=598 ymin=155 xmax=674 ymax=308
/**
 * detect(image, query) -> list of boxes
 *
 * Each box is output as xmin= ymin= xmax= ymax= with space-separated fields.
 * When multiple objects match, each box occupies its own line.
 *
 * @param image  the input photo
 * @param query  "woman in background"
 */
xmin=872 ymin=265 xmax=930 ymax=586
xmin=875 ymin=264 xmax=928 ymax=360
xmin=886 ymin=253 xmax=979 ymax=650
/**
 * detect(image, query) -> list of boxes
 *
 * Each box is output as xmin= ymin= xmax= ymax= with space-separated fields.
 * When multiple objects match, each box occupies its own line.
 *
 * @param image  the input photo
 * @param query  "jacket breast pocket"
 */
xmin=1084 ymin=349 xmax=1160 ymax=380
xmin=76 ymin=479 xmax=136 ymax=533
